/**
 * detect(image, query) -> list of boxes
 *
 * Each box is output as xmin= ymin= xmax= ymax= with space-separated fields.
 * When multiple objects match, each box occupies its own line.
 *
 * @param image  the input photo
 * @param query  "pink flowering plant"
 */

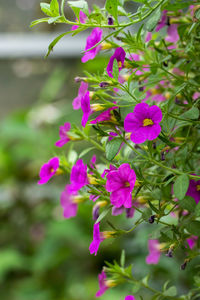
xmin=33 ymin=0 xmax=200 ymax=299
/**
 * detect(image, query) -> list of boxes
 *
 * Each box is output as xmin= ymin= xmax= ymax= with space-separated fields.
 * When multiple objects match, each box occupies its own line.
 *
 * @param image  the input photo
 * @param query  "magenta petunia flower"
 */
xmin=73 ymin=81 xmax=88 ymax=110
xmin=71 ymin=10 xmax=87 ymax=31
xmin=187 ymin=235 xmax=198 ymax=250
xmin=81 ymin=90 xmax=91 ymax=127
xmin=124 ymin=103 xmax=162 ymax=144
xmin=55 ymin=122 xmax=71 ymax=147
xmin=82 ymin=28 xmax=103 ymax=63
xmin=89 ymin=222 xmax=104 ymax=256
xmin=125 ymin=296 xmax=136 ymax=300
xmin=186 ymin=178 xmax=200 ymax=204
xmin=69 ymin=159 xmax=88 ymax=192
xmin=90 ymin=104 xmax=118 ymax=124
xmin=60 ymin=185 xmax=78 ymax=219
xmin=165 ymin=24 xmax=179 ymax=49
xmin=96 ymin=270 xmax=109 ymax=297
xmin=193 ymin=92 xmax=200 ymax=100
xmin=38 ymin=157 xmax=59 ymax=185
xmin=107 ymin=47 xmax=126 ymax=78
xmin=146 ymin=239 xmax=161 ymax=264
xmin=106 ymin=163 xmax=136 ymax=208
xmin=155 ymin=10 xmax=167 ymax=32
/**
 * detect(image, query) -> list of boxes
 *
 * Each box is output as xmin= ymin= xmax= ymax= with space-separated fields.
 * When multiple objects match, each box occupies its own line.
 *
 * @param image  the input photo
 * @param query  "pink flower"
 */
xmin=96 ymin=270 xmax=109 ymax=297
xmin=125 ymin=296 xmax=136 ymax=300
xmin=107 ymin=47 xmax=126 ymax=78
xmin=38 ymin=157 xmax=59 ymax=185
xmin=145 ymin=32 xmax=152 ymax=42
xmin=89 ymin=222 xmax=104 ymax=256
xmin=81 ymin=90 xmax=91 ymax=127
xmin=90 ymin=104 xmax=118 ymax=124
xmin=155 ymin=10 xmax=168 ymax=32
xmin=73 ymin=81 xmax=88 ymax=110
xmin=55 ymin=122 xmax=71 ymax=147
xmin=124 ymin=103 xmax=162 ymax=144
xmin=69 ymin=159 xmax=88 ymax=192
xmin=60 ymin=185 xmax=78 ymax=218
xmin=146 ymin=239 xmax=161 ymax=264
xmin=71 ymin=10 xmax=87 ymax=31
xmin=106 ymin=163 xmax=136 ymax=208
xmin=165 ymin=24 xmax=179 ymax=49
xmin=112 ymin=206 xmax=135 ymax=218
xmin=187 ymin=236 xmax=198 ymax=250
xmin=193 ymin=92 xmax=200 ymax=100
xmin=82 ymin=28 xmax=103 ymax=63
xmin=186 ymin=178 xmax=200 ymax=204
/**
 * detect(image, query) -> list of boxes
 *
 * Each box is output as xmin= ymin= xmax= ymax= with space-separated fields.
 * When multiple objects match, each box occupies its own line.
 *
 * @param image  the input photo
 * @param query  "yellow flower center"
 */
xmin=118 ymin=61 xmax=122 ymax=68
xmin=197 ymin=185 xmax=200 ymax=191
xmin=124 ymin=181 xmax=130 ymax=187
xmin=143 ymin=118 xmax=154 ymax=127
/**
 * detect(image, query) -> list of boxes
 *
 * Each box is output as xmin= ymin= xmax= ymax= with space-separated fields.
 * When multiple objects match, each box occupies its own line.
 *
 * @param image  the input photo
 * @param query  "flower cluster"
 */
xmin=36 ymin=1 xmax=200 ymax=299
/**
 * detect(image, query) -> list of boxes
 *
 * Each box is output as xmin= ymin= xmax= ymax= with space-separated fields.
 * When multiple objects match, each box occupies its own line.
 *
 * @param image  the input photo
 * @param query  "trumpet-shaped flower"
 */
xmin=73 ymin=81 xmax=88 ymax=110
xmin=106 ymin=163 xmax=136 ymax=208
xmin=55 ymin=122 xmax=71 ymax=147
xmin=146 ymin=239 xmax=161 ymax=264
xmin=124 ymin=103 xmax=162 ymax=144
xmin=125 ymin=296 xmax=136 ymax=300
xmin=81 ymin=90 xmax=91 ymax=127
xmin=71 ymin=10 xmax=87 ymax=31
xmin=69 ymin=159 xmax=88 ymax=192
xmin=186 ymin=178 xmax=200 ymax=204
xmin=107 ymin=47 xmax=126 ymax=78
xmin=89 ymin=222 xmax=104 ymax=256
xmin=38 ymin=157 xmax=59 ymax=185
xmin=82 ymin=28 xmax=103 ymax=63
xmin=96 ymin=270 xmax=109 ymax=297
xmin=187 ymin=235 xmax=198 ymax=250
xmin=60 ymin=185 xmax=78 ymax=219
xmin=90 ymin=104 xmax=118 ymax=124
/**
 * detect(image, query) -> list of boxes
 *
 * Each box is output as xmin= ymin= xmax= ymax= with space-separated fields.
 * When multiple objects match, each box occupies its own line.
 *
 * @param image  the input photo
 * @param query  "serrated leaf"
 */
xmin=181 ymin=107 xmax=199 ymax=120
xmin=112 ymin=59 xmax=119 ymax=80
xmin=95 ymin=206 xmax=112 ymax=224
xmin=174 ymin=174 xmax=189 ymax=200
xmin=50 ymin=0 xmax=60 ymax=16
xmin=163 ymin=286 xmax=177 ymax=297
xmin=40 ymin=3 xmax=53 ymax=16
xmin=195 ymin=201 xmax=200 ymax=217
xmin=146 ymin=9 xmax=161 ymax=32
xmin=105 ymin=0 xmax=118 ymax=22
xmin=106 ymin=138 xmax=122 ymax=161
xmin=185 ymin=221 xmax=200 ymax=236
xmin=142 ymin=207 xmax=152 ymax=221
xmin=179 ymin=196 xmax=196 ymax=213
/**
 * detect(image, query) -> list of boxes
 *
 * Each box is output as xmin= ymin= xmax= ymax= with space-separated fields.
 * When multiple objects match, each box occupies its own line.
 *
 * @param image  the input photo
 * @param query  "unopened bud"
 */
xmin=92 ymin=205 xmax=100 ymax=221
xmin=101 ymin=42 xmax=112 ymax=50
xmin=105 ymin=280 xmax=117 ymax=288
xmin=74 ymin=76 xmax=82 ymax=83
xmin=99 ymin=81 xmax=110 ymax=88
xmin=102 ymin=231 xmax=115 ymax=239
xmin=108 ymin=16 xmax=114 ymax=26
xmin=152 ymin=142 xmax=156 ymax=149
xmin=88 ymin=174 xmax=98 ymax=185
xmin=166 ymin=248 xmax=173 ymax=258
xmin=161 ymin=152 xmax=165 ymax=161
xmin=180 ymin=261 xmax=187 ymax=270
xmin=148 ymin=215 xmax=155 ymax=224
xmin=91 ymin=103 xmax=104 ymax=112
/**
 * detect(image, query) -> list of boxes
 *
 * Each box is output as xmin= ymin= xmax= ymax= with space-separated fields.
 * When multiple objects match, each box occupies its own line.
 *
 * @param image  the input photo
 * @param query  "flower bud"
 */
xmin=101 ymin=42 xmax=112 ymax=50
xmin=99 ymin=81 xmax=111 ymax=88
xmin=108 ymin=16 xmax=114 ymax=26
xmin=105 ymin=280 xmax=117 ymax=288
xmin=180 ymin=261 xmax=187 ymax=270
xmin=148 ymin=215 xmax=155 ymax=224
xmin=88 ymin=174 xmax=98 ymax=185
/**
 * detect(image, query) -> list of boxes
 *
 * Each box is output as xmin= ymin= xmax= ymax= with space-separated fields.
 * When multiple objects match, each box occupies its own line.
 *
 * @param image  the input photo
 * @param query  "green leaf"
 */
xmin=45 ymin=32 xmax=70 ymax=58
xmin=68 ymin=0 xmax=89 ymax=16
xmin=181 ymin=107 xmax=199 ymax=120
xmin=142 ymin=207 xmax=152 ymax=221
xmin=95 ymin=206 xmax=112 ymax=224
xmin=195 ymin=8 xmax=200 ymax=20
xmin=79 ymin=147 xmax=95 ymax=158
xmin=185 ymin=221 xmax=200 ymax=236
xmin=179 ymin=196 xmax=196 ymax=213
xmin=195 ymin=201 xmax=200 ymax=217
xmin=105 ymin=0 xmax=118 ymax=22
xmin=112 ymin=59 xmax=119 ymax=80
xmin=163 ymin=286 xmax=177 ymax=297
xmin=106 ymin=138 xmax=122 ymax=161
xmin=30 ymin=18 xmax=50 ymax=27
xmin=48 ymin=16 xmax=61 ymax=24
xmin=40 ymin=3 xmax=53 ymax=16
xmin=120 ymin=249 xmax=125 ymax=267
xmin=146 ymin=9 xmax=161 ymax=32
xmin=132 ymin=281 xmax=141 ymax=293
xmin=50 ymin=0 xmax=60 ymax=16
xmin=174 ymin=174 xmax=189 ymax=200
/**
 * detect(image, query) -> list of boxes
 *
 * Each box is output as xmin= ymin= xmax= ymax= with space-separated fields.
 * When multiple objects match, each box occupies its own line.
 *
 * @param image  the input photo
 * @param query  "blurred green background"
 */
xmin=0 ymin=1 xmax=199 ymax=299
